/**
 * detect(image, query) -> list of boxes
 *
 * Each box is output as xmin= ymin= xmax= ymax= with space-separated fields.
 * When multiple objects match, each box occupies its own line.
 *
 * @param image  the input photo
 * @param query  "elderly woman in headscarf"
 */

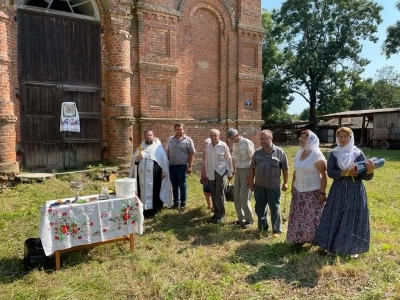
xmin=314 ymin=127 xmax=375 ymax=257
xmin=286 ymin=129 xmax=327 ymax=246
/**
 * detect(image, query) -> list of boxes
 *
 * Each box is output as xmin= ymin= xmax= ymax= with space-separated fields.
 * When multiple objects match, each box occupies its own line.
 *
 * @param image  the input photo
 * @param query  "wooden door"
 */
xmin=20 ymin=83 xmax=63 ymax=170
xmin=62 ymin=85 xmax=102 ymax=169
xmin=20 ymin=83 xmax=102 ymax=170
xmin=18 ymin=9 xmax=102 ymax=171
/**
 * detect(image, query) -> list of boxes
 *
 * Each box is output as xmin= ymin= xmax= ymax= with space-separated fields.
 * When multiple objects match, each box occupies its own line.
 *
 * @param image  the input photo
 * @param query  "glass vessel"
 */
xmin=70 ymin=181 xmax=83 ymax=203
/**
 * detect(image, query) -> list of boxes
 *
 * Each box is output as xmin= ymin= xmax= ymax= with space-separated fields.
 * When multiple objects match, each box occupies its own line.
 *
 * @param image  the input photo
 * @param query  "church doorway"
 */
xmin=18 ymin=0 xmax=102 ymax=171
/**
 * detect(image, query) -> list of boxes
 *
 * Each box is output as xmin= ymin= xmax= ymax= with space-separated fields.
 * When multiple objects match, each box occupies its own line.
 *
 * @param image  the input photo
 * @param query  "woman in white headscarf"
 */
xmin=286 ymin=129 xmax=327 ymax=246
xmin=314 ymin=127 xmax=375 ymax=257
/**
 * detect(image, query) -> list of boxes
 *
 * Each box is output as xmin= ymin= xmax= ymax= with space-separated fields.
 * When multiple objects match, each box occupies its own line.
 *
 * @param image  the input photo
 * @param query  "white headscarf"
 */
xmin=332 ymin=130 xmax=362 ymax=171
xmin=301 ymin=130 xmax=320 ymax=153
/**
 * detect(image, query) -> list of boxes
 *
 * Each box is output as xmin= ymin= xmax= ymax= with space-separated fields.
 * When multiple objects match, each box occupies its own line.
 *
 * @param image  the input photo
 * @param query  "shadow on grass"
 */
xmin=0 ymin=255 xmax=57 ymax=284
xmin=0 ymin=242 xmax=135 ymax=282
xmin=230 ymin=241 xmax=337 ymax=288
xmin=143 ymin=206 xmax=259 ymax=246
xmin=0 ymin=257 xmax=29 ymax=284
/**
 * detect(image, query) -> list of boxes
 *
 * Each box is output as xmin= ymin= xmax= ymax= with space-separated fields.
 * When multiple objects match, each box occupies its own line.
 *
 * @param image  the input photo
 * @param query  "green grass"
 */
xmin=0 ymin=145 xmax=399 ymax=299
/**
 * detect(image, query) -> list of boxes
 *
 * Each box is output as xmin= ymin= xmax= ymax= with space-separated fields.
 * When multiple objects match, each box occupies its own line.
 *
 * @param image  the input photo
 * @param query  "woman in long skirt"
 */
xmin=286 ymin=130 xmax=327 ymax=245
xmin=314 ymin=127 xmax=375 ymax=256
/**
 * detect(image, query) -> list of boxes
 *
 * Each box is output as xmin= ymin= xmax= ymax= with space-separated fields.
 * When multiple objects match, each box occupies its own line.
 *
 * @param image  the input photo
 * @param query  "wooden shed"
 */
xmin=321 ymin=108 xmax=400 ymax=149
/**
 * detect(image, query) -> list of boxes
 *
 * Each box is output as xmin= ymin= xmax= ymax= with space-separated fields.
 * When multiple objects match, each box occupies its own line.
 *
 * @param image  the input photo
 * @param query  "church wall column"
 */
xmin=0 ymin=8 xmax=18 ymax=173
xmin=103 ymin=8 xmax=134 ymax=168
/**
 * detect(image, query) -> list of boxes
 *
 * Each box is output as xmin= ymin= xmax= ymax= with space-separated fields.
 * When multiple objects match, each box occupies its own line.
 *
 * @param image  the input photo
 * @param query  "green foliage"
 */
xmin=382 ymin=2 xmax=400 ymax=58
xmin=370 ymin=66 xmax=400 ymax=108
xmin=262 ymin=9 xmax=294 ymax=124
xmin=349 ymin=77 xmax=375 ymax=110
xmin=269 ymin=0 xmax=382 ymax=124
xmin=298 ymin=107 xmax=309 ymax=120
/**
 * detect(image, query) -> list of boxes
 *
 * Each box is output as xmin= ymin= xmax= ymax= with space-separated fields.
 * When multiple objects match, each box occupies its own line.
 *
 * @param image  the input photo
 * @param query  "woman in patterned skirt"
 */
xmin=286 ymin=130 xmax=327 ymax=245
xmin=314 ymin=127 xmax=375 ymax=257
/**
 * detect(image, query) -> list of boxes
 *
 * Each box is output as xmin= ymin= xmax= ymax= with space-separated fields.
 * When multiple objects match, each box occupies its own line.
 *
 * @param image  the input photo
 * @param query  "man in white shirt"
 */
xmin=205 ymin=129 xmax=233 ymax=223
xmin=228 ymin=128 xmax=255 ymax=228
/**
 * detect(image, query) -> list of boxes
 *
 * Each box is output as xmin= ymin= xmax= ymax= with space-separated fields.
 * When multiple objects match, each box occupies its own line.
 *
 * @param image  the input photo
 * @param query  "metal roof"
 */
xmin=320 ymin=107 xmax=400 ymax=118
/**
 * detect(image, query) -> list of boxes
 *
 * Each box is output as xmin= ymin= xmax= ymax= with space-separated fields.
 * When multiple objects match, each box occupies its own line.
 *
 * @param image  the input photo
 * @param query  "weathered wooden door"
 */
xmin=18 ymin=9 xmax=102 ymax=171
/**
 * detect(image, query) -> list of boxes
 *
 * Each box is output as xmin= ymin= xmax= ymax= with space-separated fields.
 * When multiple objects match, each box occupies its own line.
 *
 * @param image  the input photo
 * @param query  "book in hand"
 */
xmin=354 ymin=157 xmax=385 ymax=173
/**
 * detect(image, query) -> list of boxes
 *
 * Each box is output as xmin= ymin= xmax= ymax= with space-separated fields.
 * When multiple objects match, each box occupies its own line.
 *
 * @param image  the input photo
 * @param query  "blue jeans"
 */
xmin=169 ymin=165 xmax=188 ymax=207
xmin=254 ymin=185 xmax=281 ymax=233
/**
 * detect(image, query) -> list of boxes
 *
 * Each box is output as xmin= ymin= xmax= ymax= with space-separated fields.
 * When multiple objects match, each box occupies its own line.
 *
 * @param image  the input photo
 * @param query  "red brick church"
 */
xmin=0 ymin=0 xmax=264 ymax=173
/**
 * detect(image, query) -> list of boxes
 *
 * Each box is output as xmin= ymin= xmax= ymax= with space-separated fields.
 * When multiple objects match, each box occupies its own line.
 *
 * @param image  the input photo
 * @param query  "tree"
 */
xmin=261 ymin=10 xmax=293 ymax=124
xmin=316 ymin=69 xmax=355 ymax=115
xmin=271 ymin=0 xmax=382 ymax=129
xmin=383 ymin=2 xmax=400 ymax=58
xmin=371 ymin=66 xmax=400 ymax=108
xmin=349 ymin=77 xmax=374 ymax=110
xmin=298 ymin=107 xmax=309 ymax=120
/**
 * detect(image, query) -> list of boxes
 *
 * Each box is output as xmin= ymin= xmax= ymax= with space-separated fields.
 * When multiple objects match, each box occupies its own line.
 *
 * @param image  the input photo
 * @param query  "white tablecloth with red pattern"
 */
xmin=39 ymin=195 xmax=143 ymax=256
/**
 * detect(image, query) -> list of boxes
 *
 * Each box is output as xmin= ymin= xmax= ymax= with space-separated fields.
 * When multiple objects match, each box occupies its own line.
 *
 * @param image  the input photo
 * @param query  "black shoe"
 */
xmin=216 ymin=217 xmax=225 ymax=224
xmin=232 ymin=220 xmax=243 ymax=226
xmin=243 ymin=221 xmax=253 ymax=229
xmin=209 ymin=215 xmax=218 ymax=222
xmin=168 ymin=204 xmax=179 ymax=209
xmin=179 ymin=206 xmax=186 ymax=213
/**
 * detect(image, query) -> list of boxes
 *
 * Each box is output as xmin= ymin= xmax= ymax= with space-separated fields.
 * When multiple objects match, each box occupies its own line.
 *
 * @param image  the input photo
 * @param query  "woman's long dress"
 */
xmin=286 ymin=151 xmax=325 ymax=244
xmin=314 ymin=151 xmax=373 ymax=255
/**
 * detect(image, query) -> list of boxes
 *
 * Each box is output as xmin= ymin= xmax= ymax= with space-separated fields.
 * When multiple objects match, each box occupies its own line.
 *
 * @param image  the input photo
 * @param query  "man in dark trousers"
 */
xmin=166 ymin=123 xmax=195 ymax=212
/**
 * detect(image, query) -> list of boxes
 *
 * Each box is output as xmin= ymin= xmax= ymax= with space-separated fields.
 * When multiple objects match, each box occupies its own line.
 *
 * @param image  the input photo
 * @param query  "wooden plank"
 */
xmin=54 ymin=234 xmax=134 ymax=271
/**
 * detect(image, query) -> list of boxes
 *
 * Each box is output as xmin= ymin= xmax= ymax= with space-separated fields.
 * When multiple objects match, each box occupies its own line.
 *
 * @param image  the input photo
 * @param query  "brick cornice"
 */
xmin=140 ymin=118 xmax=193 ymax=122
xmin=139 ymin=118 xmax=257 ymax=124
xmin=0 ymin=9 xmax=13 ymax=25
xmin=237 ymin=23 xmax=266 ymax=35
xmin=0 ymin=115 xmax=18 ymax=124
xmin=136 ymin=2 xmax=180 ymax=18
xmin=238 ymin=73 xmax=264 ymax=82
xmin=105 ymin=66 xmax=133 ymax=75
xmin=237 ymin=119 xmax=265 ymax=125
xmin=0 ymin=54 xmax=12 ymax=64
xmin=138 ymin=62 xmax=179 ymax=73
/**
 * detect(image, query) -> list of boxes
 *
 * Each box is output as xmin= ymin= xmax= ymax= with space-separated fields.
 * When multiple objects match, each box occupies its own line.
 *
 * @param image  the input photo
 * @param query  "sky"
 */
xmin=261 ymin=0 xmax=400 ymax=114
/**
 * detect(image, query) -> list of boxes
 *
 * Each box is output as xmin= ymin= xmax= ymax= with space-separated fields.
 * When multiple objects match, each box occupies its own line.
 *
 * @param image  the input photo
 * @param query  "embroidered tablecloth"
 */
xmin=39 ymin=195 xmax=143 ymax=256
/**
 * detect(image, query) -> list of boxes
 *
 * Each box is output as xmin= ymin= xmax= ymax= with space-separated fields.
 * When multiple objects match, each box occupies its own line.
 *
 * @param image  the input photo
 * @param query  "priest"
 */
xmin=129 ymin=131 xmax=172 ymax=218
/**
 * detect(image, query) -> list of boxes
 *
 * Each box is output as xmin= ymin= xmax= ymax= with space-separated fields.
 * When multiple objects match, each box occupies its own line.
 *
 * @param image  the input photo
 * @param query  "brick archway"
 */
xmin=179 ymin=0 xmax=235 ymax=30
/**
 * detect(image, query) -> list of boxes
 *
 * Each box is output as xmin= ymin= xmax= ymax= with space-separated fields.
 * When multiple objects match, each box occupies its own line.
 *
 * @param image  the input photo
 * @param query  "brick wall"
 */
xmin=128 ymin=0 xmax=264 ymax=171
xmin=0 ymin=0 xmax=264 ymax=173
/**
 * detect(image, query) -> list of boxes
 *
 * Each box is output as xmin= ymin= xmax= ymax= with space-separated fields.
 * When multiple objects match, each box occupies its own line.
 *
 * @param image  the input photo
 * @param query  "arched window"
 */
xmin=22 ymin=0 xmax=100 ymax=20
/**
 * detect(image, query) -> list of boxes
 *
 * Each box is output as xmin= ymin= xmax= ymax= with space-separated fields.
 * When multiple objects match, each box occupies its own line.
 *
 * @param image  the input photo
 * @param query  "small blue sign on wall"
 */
xmin=244 ymin=100 xmax=252 ymax=106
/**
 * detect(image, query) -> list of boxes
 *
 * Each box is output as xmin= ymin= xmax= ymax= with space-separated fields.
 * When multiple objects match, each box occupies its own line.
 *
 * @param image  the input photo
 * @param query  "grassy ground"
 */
xmin=0 ymin=145 xmax=399 ymax=300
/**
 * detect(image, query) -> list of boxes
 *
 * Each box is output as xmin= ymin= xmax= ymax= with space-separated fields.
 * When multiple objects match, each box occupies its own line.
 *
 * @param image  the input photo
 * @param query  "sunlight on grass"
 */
xmin=0 ymin=145 xmax=399 ymax=299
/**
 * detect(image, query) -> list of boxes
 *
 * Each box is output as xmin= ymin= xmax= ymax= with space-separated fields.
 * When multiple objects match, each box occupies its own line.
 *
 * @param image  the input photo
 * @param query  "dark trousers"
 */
xmin=254 ymin=185 xmax=282 ymax=233
xmin=209 ymin=171 xmax=228 ymax=218
xmin=169 ymin=164 xmax=188 ymax=207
